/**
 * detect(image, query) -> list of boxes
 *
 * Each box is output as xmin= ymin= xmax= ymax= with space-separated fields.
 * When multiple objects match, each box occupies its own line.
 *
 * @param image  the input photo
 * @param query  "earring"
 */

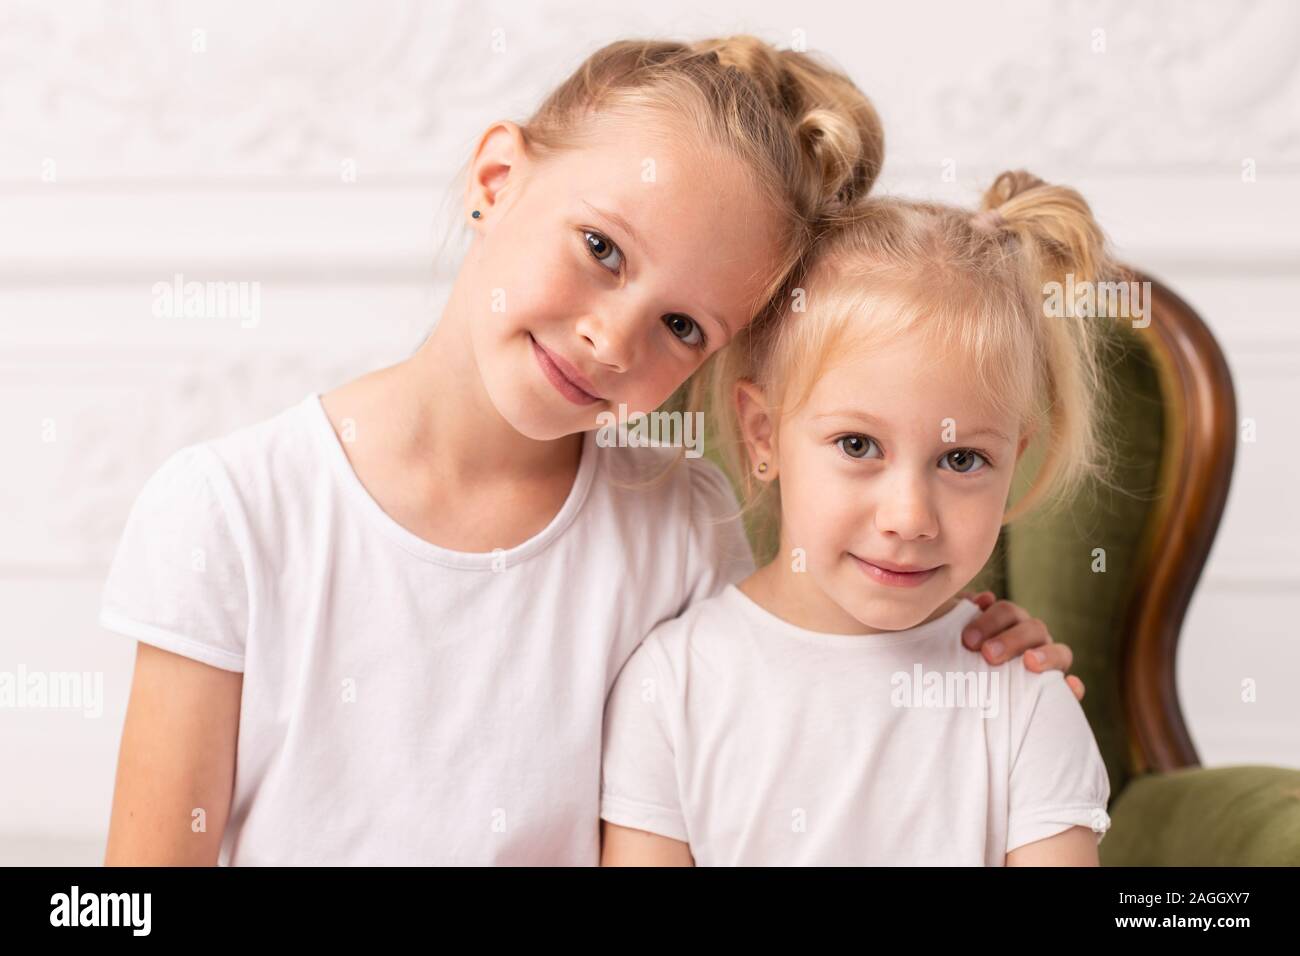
xmin=471 ymin=210 xmax=482 ymax=219
xmin=756 ymin=462 xmax=769 ymax=474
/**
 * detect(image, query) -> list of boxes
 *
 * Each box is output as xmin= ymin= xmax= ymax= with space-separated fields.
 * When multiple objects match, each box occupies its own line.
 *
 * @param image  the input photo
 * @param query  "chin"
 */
xmin=477 ymin=368 xmax=568 ymax=441
xmin=836 ymin=582 xmax=949 ymax=632
xmin=499 ymin=398 xmax=581 ymax=442
xmin=859 ymin=601 xmax=934 ymax=632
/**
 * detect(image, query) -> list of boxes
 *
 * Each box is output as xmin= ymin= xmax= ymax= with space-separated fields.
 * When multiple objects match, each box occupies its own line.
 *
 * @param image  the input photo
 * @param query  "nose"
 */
xmin=574 ymin=309 xmax=637 ymax=374
xmin=873 ymin=469 xmax=939 ymax=541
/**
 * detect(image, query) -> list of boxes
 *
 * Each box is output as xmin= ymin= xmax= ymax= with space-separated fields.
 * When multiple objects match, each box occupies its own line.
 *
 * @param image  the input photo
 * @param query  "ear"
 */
xmin=1014 ymin=427 xmax=1034 ymax=462
xmin=735 ymin=379 xmax=779 ymax=481
xmin=466 ymin=121 xmax=529 ymax=227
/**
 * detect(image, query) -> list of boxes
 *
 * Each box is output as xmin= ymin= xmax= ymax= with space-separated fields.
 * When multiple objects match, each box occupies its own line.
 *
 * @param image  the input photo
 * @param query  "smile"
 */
xmin=850 ymin=554 xmax=942 ymax=589
xmin=530 ymin=333 xmax=603 ymax=406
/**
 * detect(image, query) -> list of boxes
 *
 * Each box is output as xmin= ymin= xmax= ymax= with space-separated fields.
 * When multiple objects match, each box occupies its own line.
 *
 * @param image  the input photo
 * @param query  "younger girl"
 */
xmin=101 ymin=39 xmax=1079 ymax=866
xmin=600 ymin=171 xmax=1116 ymax=866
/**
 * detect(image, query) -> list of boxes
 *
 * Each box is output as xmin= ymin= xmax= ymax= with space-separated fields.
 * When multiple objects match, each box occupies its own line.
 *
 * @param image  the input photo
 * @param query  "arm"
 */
xmin=1006 ymin=826 xmax=1099 ymax=866
xmin=104 ymin=642 xmax=242 ymax=866
xmin=959 ymin=592 xmax=1086 ymax=701
xmin=600 ymin=820 xmax=694 ymax=866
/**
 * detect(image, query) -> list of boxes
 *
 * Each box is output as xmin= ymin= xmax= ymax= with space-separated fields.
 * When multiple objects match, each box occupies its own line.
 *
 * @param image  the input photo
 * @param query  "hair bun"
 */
xmin=982 ymin=169 xmax=1047 ymax=210
xmin=782 ymin=53 xmax=884 ymax=215
xmin=979 ymin=169 xmax=1113 ymax=288
xmin=691 ymin=36 xmax=884 ymax=217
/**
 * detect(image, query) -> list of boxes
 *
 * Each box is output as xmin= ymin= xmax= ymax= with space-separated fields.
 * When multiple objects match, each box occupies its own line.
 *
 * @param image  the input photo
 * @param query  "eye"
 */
xmin=836 ymin=434 xmax=882 ymax=460
xmin=663 ymin=313 xmax=706 ymax=350
xmin=939 ymin=449 xmax=989 ymax=473
xmin=583 ymin=230 xmax=623 ymax=273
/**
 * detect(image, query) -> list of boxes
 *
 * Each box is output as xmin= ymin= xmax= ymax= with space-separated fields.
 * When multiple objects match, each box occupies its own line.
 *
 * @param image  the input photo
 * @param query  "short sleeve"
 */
xmin=99 ymin=445 xmax=249 ymax=672
xmin=681 ymin=459 xmax=756 ymax=606
xmin=600 ymin=635 xmax=689 ymax=844
xmin=1007 ymin=669 xmax=1112 ymax=852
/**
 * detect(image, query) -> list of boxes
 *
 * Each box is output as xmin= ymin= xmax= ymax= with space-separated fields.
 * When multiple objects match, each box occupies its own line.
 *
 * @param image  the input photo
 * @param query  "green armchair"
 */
xmin=974 ymin=274 xmax=1300 ymax=865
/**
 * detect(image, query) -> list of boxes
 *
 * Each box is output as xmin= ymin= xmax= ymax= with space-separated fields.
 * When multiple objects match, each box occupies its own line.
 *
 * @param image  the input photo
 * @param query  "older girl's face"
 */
xmin=460 ymin=115 xmax=786 ymax=441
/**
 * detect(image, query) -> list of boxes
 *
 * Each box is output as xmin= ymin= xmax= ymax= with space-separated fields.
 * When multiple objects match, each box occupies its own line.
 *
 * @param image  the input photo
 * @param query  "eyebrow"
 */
xmin=582 ymin=199 xmax=732 ymax=346
xmin=812 ymin=409 xmax=1014 ymax=445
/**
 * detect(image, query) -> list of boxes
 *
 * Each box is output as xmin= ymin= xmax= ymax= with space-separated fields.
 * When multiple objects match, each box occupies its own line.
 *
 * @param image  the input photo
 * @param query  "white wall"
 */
xmin=2 ymin=0 xmax=1297 ymax=863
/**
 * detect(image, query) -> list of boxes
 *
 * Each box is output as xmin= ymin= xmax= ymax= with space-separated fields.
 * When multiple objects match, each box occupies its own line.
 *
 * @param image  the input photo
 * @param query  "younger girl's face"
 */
xmin=461 ymin=116 xmax=785 ymax=440
xmin=773 ymin=331 xmax=1026 ymax=632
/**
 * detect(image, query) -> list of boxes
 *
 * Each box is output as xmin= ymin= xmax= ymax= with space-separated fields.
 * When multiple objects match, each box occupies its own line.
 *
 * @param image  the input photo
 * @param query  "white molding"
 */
xmin=2 ymin=177 xmax=1297 ymax=284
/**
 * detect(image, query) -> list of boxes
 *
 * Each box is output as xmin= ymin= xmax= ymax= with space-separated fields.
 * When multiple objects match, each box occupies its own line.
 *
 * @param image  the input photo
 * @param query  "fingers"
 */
xmin=956 ymin=590 xmax=997 ymax=612
xmin=959 ymin=599 xmax=1083 ymax=692
xmin=960 ymin=598 xmax=1030 ymax=653
xmin=1022 ymin=640 xmax=1074 ymax=675
xmin=1065 ymin=675 xmax=1087 ymax=701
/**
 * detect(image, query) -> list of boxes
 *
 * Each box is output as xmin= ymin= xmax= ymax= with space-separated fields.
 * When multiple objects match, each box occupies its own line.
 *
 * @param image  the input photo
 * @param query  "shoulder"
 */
xmin=202 ymin=395 xmax=323 ymax=495
xmin=630 ymin=587 xmax=739 ymax=678
xmin=932 ymin=600 xmax=1072 ymax=723
xmin=594 ymin=442 xmax=752 ymax=574
xmin=1005 ymin=651 xmax=1071 ymax=706
xmin=134 ymin=440 xmax=223 ymax=503
xmin=121 ymin=395 xmax=324 ymax=554
xmin=1002 ymin=652 xmax=1098 ymax=764
xmin=122 ymin=439 xmax=235 ymax=539
xmin=598 ymin=442 xmax=741 ymax=513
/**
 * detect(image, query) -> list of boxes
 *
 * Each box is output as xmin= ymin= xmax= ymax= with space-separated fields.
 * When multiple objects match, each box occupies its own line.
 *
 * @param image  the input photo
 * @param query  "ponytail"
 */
xmin=973 ymin=170 xmax=1118 ymax=519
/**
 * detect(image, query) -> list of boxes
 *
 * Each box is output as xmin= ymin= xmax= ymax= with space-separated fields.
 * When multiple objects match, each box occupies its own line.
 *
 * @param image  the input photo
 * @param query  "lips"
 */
xmin=529 ymin=334 xmax=602 ymax=406
xmin=851 ymin=553 xmax=942 ymax=589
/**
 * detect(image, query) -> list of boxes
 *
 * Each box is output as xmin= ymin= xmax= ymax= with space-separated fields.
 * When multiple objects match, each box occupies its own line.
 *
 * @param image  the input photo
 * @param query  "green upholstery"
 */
xmin=1102 ymin=766 xmax=1300 ymax=866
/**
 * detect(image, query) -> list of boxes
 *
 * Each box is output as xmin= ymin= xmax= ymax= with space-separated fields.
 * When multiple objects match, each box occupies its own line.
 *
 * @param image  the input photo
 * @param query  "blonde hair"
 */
xmin=521 ymin=35 xmax=884 ymax=321
xmin=708 ymin=169 xmax=1123 ymax=549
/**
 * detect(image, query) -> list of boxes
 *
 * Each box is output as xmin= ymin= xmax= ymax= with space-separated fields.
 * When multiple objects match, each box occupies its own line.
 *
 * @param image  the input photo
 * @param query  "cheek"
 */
xmin=520 ymin=265 xmax=587 ymax=331
xmin=476 ymin=227 xmax=587 ymax=336
xmin=941 ymin=480 xmax=1010 ymax=566
xmin=779 ymin=449 xmax=858 ymax=547
xmin=621 ymin=345 xmax=694 ymax=410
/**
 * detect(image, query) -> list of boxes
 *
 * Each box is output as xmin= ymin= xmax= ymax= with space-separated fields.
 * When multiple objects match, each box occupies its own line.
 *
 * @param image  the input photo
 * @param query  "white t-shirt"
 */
xmin=600 ymin=585 xmax=1111 ymax=865
xmin=99 ymin=393 xmax=755 ymax=865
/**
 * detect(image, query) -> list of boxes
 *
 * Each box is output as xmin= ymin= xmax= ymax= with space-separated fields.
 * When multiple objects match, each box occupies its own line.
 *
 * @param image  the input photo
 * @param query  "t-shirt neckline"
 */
xmin=303 ymin=391 xmax=599 ymax=569
xmin=723 ymin=583 xmax=980 ymax=650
